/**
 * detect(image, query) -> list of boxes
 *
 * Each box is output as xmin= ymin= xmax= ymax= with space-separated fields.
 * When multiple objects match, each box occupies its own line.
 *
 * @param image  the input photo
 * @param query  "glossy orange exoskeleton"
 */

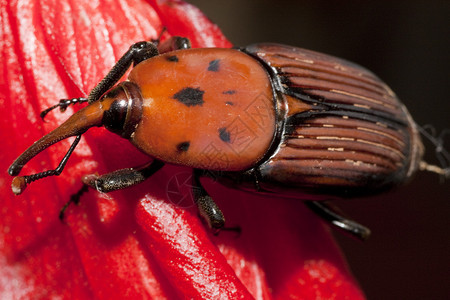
xmin=8 ymin=36 xmax=432 ymax=239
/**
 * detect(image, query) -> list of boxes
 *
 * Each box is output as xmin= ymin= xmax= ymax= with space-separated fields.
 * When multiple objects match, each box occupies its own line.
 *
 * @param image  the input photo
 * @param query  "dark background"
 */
xmin=189 ymin=1 xmax=450 ymax=299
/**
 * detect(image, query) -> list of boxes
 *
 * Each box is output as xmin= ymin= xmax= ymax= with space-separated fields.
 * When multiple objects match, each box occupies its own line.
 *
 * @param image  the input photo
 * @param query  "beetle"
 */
xmin=8 ymin=36 xmax=427 ymax=240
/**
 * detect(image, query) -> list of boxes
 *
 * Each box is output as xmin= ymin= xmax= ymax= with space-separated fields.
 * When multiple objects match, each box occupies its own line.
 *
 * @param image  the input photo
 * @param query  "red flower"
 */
xmin=0 ymin=0 xmax=365 ymax=298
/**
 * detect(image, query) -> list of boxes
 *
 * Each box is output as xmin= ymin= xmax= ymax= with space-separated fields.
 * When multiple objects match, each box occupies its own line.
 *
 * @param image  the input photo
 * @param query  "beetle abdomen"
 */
xmin=245 ymin=43 xmax=423 ymax=194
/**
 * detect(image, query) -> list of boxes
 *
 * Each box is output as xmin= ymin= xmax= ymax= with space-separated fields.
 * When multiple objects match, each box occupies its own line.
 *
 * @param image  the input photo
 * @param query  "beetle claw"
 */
xmin=82 ymin=173 xmax=100 ymax=190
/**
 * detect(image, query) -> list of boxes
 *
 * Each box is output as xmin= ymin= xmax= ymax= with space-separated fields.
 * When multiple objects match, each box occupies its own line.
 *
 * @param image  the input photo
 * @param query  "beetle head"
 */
xmin=8 ymin=82 xmax=143 ymax=194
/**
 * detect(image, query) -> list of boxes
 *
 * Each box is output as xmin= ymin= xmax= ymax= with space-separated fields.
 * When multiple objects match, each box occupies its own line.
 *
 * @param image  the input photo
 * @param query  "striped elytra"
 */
xmin=222 ymin=43 xmax=424 ymax=195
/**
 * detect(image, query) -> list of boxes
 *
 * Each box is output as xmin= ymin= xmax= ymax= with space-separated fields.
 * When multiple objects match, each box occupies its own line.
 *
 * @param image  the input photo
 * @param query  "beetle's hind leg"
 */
xmin=82 ymin=160 xmax=164 ymax=193
xmin=192 ymin=169 xmax=225 ymax=233
xmin=305 ymin=201 xmax=371 ymax=241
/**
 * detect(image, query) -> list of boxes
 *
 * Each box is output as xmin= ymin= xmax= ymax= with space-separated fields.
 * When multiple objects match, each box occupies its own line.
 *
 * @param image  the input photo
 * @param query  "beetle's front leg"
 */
xmin=82 ymin=160 xmax=165 ymax=193
xmin=59 ymin=160 xmax=164 ymax=220
xmin=192 ymin=169 xmax=225 ymax=232
xmin=88 ymin=41 xmax=159 ymax=103
xmin=41 ymin=41 xmax=160 ymax=119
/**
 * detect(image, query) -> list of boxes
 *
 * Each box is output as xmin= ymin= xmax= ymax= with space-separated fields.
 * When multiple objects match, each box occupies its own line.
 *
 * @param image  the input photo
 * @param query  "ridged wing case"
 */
xmin=243 ymin=43 xmax=423 ymax=195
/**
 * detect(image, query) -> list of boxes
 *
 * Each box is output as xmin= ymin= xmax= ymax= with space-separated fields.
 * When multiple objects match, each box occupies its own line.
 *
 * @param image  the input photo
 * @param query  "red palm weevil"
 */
xmin=9 ymin=36 xmax=445 ymax=240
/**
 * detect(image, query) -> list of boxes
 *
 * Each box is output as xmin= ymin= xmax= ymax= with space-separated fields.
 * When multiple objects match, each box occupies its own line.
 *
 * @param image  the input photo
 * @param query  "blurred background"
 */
xmin=189 ymin=1 xmax=449 ymax=299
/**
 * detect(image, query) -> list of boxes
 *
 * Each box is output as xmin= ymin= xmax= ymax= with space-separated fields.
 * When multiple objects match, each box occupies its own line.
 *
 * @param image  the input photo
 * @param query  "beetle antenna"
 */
xmin=417 ymin=125 xmax=450 ymax=180
xmin=9 ymin=100 xmax=105 ymax=191
xmin=41 ymin=41 xmax=90 ymax=121
xmin=40 ymin=97 xmax=89 ymax=120
xmin=11 ymin=135 xmax=82 ymax=195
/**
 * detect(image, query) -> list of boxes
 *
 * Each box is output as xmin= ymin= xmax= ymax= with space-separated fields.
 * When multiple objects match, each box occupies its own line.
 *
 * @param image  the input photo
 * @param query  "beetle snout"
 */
xmin=8 ymin=101 xmax=105 ymax=178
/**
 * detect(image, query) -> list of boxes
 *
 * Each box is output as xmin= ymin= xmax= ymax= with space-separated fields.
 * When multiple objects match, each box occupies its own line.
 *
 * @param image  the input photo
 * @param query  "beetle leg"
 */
xmin=192 ymin=169 xmax=225 ymax=232
xmin=42 ymin=41 xmax=160 ymax=120
xmin=156 ymin=36 xmax=191 ymax=53
xmin=150 ymin=27 xmax=191 ymax=52
xmin=86 ymin=41 xmax=159 ymax=103
xmin=82 ymin=160 xmax=164 ymax=193
xmin=58 ymin=160 xmax=164 ymax=221
xmin=305 ymin=201 xmax=371 ymax=241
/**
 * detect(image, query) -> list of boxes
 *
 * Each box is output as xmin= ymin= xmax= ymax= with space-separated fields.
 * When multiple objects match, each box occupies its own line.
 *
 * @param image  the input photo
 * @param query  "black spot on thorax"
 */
xmin=218 ymin=127 xmax=231 ymax=143
xmin=177 ymin=141 xmax=190 ymax=152
xmin=208 ymin=59 xmax=220 ymax=72
xmin=166 ymin=55 xmax=179 ymax=62
xmin=172 ymin=87 xmax=205 ymax=107
xmin=222 ymin=90 xmax=236 ymax=95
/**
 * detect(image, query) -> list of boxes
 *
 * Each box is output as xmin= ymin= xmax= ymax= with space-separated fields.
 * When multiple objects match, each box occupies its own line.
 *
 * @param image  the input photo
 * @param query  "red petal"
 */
xmin=136 ymin=192 xmax=253 ymax=299
xmin=147 ymin=0 xmax=232 ymax=48
xmin=0 ymin=0 xmax=364 ymax=298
